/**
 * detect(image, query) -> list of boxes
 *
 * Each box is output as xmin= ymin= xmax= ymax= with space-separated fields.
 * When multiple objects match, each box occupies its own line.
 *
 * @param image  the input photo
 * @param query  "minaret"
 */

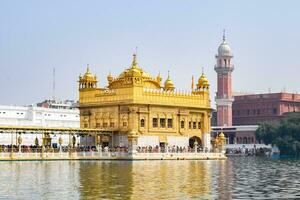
xmin=214 ymin=31 xmax=234 ymax=126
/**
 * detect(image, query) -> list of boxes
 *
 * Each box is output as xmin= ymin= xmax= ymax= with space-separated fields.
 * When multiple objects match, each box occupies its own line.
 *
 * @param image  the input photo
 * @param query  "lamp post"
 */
xmin=194 ymin=140 xmax=198 ymax=153
xmin=58 ymin=135 xmax=63 ymax=154
xmin=218 ymin=132 xmax=227 ymax=154
xmin=10 ymin=130 xmax=14 ymax=159
xmin=165 ymin=142 xmax=169 ymax=154
xmin=72 ymin=134 xmax=76 ymax=148
xmin=17 ymin=133 xmax=22 ymax=154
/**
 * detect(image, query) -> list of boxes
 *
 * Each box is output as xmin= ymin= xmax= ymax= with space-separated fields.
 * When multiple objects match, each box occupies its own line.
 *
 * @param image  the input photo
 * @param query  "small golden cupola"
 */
xmin=164 ymin=71 xmax=175 ymax=91
xmin=107 ymin=72 xmax=113 ymax=84
xmin=219 ymin=131 xmax=225 ymax=140
xmin=79 ymin=64 xmax=98 ymax=90
xmin=197 ymin=72 xmax=209 ymax=90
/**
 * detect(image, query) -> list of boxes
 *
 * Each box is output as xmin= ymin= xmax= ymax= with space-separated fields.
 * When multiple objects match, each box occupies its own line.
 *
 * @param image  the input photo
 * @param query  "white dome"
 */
xmin=218 ymin=41 xmax=232 ymax=56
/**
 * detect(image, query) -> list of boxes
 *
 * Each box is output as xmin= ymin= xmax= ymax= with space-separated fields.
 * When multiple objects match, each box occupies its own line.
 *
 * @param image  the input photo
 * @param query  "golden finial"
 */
xmin=86 ymin=64 xmax=90 ymax=72
xmin=131 ymin=54 xmax=138 ymax=69
xmin=191 ymin=75 xmax=194 ymax=90
xmin=107 ymin=71 xmax=113 ymax=83
xmin=156 ymin=71 xmax=162 ymax=83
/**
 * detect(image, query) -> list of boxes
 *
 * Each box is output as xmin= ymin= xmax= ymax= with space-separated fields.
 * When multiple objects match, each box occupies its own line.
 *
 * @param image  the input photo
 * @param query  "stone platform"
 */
xmin=0 ymin=152 xmax=226 ymax=161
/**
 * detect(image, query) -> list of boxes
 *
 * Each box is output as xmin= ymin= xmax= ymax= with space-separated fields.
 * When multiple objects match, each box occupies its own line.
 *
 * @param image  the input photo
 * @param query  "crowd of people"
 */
xmin=136 ymin=145 xmax=207 ymax=153
xmin=225 ymin=147 xmax=272 ymax=156
xmin=0 ymin=145 xmax=99 ymax=153
xmin=0 ymin=144 xmax=212 ymax=154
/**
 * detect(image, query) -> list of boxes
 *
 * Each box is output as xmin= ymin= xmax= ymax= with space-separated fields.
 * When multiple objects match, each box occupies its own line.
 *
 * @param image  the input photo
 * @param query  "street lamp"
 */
xmin=58 ymin=135 xmax=63 ymax=154
xmin=17 ymin=133 xmax=22 ymax=154
xmin=194 ymin=140 xmax=198 ymax=153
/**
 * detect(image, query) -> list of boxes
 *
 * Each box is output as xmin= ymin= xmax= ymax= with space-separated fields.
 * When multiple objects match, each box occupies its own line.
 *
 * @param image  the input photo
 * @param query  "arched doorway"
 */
xmin=189 ymin=136 xmax=202 ymax=148
xmin=243 ymin=137 xmax=248 ymax=144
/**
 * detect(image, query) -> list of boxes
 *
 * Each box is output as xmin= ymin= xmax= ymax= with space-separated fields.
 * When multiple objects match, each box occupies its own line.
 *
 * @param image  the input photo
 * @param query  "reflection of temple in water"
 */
xmin=78 ymin=161 xmax=134 ymax=199
xmin=78 ymin=161 xmax=227 ymax=199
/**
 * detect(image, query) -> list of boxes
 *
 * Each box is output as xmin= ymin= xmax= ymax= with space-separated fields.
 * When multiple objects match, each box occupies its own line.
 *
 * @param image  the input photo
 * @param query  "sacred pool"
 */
xmin=0 ymin=157 xmax=299 ymax=199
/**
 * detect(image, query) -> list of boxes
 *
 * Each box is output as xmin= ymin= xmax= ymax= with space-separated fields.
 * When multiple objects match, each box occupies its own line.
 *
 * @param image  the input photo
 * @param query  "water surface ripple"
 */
xmin=0 ymin=157 xmax=299 ymax=199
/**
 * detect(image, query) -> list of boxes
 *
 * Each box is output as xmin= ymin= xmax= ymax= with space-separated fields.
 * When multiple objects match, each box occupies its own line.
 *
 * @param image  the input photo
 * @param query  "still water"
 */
xmin=0 ymin=157 xmax=299 ymax=200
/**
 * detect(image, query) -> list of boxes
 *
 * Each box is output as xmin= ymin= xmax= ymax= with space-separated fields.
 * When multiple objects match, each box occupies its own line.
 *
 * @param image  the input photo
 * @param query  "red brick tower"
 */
xmin=214 ymin=31 xmax=234 ymax=126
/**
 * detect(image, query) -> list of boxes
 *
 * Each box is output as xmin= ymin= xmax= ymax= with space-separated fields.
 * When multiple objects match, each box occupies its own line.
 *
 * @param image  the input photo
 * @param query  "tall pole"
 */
xmin=52 ymin=68 xmax=56 ymax=101
xmin=42 ymin=132 xmax=45 ymax=159
xmin=10 ymin=130 xmax=14 ymax=159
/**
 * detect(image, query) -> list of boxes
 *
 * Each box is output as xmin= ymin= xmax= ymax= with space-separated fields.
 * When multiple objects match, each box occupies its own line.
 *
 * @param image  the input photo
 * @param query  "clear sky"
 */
xmin=0 ymin=0 xmax=300 ymax=106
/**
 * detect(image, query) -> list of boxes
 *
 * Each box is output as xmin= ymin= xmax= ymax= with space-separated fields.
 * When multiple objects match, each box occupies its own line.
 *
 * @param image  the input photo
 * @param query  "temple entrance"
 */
xmin=189 ymin=136 xmax=202 ymax=148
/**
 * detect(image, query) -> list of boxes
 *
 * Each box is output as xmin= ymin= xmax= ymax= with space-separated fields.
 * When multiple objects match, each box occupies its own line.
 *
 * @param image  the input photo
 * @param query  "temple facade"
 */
xmin=78 ymin=54 xmax=212 ymax=151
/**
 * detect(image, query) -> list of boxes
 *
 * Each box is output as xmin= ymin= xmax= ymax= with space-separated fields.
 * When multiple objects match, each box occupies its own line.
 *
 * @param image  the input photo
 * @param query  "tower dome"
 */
xmin=82 ymin=65 xmax=96 ymax=81
xmin=217 ymin=31 xmax=232 ymax=57
xmin=79 ymin=64 xmax=98 ymax=90
xmin=218 ymin=41 xmax=232 ymax=56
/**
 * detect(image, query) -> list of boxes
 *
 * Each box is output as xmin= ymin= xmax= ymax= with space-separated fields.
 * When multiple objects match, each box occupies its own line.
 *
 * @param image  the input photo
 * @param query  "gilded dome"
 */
xmin=108 ymin=54 xmax=161 ymax=89
xmin=117 ymin=54 xmax=144 ymax=78
xmin=82 ymin=65 xmax=97 ymax=82
xmin=219 ymin=132 xmax=225 ymax=139
xmin=164 ymin=72 xmax=175 ymax=90
xmin=116 ymin=54 xmax=157 ymax=80
xmin=197 ymin=73 xmax=209 ymax=88
xmin=107 ymin=72 xmax=113 ymax=83
xmin=79 ymin=64 xmax=98 ymax=89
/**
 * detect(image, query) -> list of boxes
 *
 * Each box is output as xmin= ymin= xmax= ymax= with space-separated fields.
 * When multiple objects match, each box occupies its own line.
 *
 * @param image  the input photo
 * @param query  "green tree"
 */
xmin=255 ymin=112 xmax=300 ymax=157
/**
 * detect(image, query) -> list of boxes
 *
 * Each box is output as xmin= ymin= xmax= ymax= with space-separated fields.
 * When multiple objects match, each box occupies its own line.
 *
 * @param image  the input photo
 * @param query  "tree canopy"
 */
xmin=255 ymin=112 xmax=300 ymax=156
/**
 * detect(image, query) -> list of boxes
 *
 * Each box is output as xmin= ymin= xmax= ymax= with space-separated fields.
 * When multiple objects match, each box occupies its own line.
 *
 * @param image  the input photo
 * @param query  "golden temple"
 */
xmin=78 ymin=54 xmax=212 ymax=151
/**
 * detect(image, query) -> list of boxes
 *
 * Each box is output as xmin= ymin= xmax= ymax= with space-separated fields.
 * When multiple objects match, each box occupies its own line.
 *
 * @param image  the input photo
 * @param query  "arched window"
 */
xmin=152 ymin=118 xmax=158 ymax=128
xmin=141 ymin=119 xmax=145 ymax=127
xmin=167 ymin=119 xmax=173 ymax=128
xmin=243 ymin=137 xmax=248 ymax=144
xmin=180 ymin=121 xmax=185 ymax=128
xmin=198 ymin=122 xmax=201 ymax=129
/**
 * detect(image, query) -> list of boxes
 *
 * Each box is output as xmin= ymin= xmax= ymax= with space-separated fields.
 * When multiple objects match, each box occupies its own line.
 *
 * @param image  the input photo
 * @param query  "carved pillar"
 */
xmin=127 ymin=131 xmax=138 ymax=155
xmin=202 ymin=112 xmax=211 ymax=152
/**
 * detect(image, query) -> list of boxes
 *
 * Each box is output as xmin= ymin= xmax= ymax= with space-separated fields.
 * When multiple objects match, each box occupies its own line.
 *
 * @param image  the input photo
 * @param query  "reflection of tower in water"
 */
xmin=216 ymin=159 xmax=233 ymax=199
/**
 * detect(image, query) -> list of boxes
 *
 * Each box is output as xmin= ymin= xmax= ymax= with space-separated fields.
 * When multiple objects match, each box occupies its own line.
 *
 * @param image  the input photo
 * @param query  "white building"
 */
xmin=0 ymin=101 xmax=81 ymax=146
xmin=0 ymin=105 xmax=79 ymax=128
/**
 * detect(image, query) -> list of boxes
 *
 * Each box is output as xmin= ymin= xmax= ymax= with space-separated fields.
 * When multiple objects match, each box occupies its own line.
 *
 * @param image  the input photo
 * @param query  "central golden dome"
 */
xmin=108 ymin=54 xmax=161 ymax=89
xmin=117 ymin=54 xmax=145 ymax=78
